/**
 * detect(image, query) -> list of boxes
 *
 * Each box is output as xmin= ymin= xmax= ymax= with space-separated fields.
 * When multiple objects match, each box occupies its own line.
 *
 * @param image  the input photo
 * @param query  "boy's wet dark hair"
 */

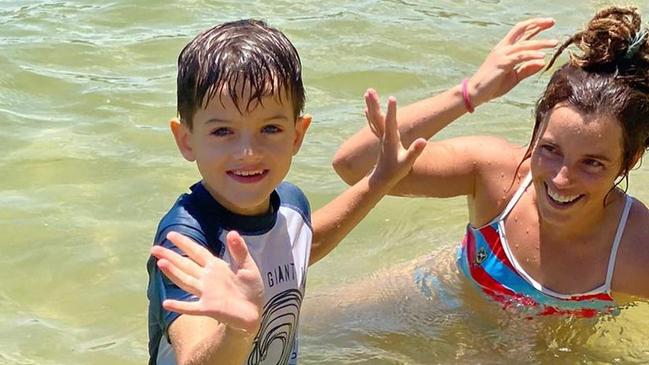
xmin=521 ymin=6 xmax=649 ymax=188
xmin=176 ymin=19 xmax=305 ymax=130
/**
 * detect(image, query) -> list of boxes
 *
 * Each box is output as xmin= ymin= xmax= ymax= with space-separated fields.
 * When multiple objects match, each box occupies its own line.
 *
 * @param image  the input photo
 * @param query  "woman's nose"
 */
xmin=551 ymin=164 xmax=572 ymax=187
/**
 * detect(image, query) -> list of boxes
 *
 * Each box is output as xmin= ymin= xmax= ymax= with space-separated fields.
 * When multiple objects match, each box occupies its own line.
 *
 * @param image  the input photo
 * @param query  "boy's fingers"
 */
xmin=162 ymin=299 xmax=204 ymax=316
xmin=157 ymin=258 xmax=202 ymax=296
xmin=366 ymin=109 xmax=381 ymax=137
xmin=404 ymin=138 xmax=427 ymax=166
xmin=366 ymin=88 xmax=379 ymax=103
xmin=226 ymin=231 xmax=257 ymax=273
xmin=384 ymin=97 xmax=398 ymax=144
xmin=365 ymin=89 xmax=384 ymax=127
xmin=166 ymin=231 xmax=210 ymax=267
xmin=151 ymin=246 xmax=202 ymax=279
xmin=164 ymin=299 xmax=257 ymax=333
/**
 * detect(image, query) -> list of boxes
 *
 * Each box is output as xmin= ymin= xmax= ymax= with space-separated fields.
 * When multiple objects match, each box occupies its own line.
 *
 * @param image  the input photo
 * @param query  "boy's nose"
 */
xmin=240 ymin=146 xmax=258 ymax=157
xmin=235 ymin=136 xmax=262 ymax=160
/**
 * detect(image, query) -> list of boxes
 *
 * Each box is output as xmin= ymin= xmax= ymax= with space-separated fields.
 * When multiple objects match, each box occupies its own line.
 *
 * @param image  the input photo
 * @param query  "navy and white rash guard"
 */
xmin=147 ymin=181 xmax=312 ymax=365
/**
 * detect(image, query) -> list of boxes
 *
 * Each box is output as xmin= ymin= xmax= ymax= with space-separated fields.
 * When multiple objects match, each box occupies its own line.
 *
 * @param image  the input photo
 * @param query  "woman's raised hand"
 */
xmin=469 ymin=18 xmax=558 ymax=106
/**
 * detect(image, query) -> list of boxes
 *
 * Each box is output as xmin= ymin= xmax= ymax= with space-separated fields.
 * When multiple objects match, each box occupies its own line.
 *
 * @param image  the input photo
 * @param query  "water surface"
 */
xmin=1 ymin=1 xmax=648 ymax=364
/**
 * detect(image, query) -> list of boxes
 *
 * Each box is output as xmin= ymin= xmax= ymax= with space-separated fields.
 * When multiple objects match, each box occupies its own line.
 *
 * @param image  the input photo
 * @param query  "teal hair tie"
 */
xmin=625 ymin=29 xmax=648 ymax=59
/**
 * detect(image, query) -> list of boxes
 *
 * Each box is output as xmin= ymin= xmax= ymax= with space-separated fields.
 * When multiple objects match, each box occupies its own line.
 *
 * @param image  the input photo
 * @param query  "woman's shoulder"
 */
xmin=624 ymin=196 xmax=649 ymax=246
xmin=463 ymin=136 xmax=529 ymax=183
xmin=625 ymin=196 xmax=649 ymax=246
xmin=613 ymin=196 xmax=649 ymax=298
xmin=461 ymin=136 xmax=530 ymax=226
xmin=439 ymin=135 xmax=526 ymax=170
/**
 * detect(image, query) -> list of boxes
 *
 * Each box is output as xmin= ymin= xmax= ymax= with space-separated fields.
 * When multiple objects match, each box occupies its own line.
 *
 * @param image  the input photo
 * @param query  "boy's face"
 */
xmin=171 ymin=86 xmax=310 ymax=216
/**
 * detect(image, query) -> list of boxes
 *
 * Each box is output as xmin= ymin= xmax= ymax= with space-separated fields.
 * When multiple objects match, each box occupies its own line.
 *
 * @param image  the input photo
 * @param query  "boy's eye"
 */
xmin=211 ymin=127 xmax=232 ymax=137
xmin=262 ymin=125 xmax=282 ymax=134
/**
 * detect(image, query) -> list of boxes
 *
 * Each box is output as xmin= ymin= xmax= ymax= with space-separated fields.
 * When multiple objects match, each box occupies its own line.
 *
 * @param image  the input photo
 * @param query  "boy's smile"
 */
xmin=171 ymin=86 xmax=310 ymax=216
xmin=227 ymin=169 xmax=270 ymax=183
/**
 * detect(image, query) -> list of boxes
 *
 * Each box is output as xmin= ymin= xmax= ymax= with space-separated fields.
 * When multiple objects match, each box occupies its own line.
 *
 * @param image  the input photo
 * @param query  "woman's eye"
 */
xmin=541 ymin=144 xmax=558 ymax=154
xmin=584 ymin=159 xmax=604 ymax=169
xmin=262 ymin=125 xmax=281 ymax=133
xmin=211 ymin=127 xmax=232 ymax=136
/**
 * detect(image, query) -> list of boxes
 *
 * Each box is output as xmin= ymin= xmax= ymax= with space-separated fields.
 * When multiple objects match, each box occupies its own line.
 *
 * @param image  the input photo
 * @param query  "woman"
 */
xmin=333 ymin=6 xmax=649 ymax=316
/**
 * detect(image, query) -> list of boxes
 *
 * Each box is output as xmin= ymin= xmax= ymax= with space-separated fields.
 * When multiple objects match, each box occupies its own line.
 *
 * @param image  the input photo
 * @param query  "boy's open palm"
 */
xmin=364 ymin=91 xmax=427 ymax=185
xmin=151 ymin=231 xmax=264 ymax=334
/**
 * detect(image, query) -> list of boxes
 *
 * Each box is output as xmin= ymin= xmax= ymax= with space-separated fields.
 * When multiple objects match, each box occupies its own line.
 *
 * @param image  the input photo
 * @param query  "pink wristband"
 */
xmin=462 ymin=78 xmax=474 ymax=113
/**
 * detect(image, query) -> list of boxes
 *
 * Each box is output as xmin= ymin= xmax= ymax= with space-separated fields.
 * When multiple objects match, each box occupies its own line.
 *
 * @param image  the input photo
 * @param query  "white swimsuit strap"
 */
xmin=496 ymin=172 xmax=533 ymax=222
xmin=603 ymin=195 xmax=634 ymax=290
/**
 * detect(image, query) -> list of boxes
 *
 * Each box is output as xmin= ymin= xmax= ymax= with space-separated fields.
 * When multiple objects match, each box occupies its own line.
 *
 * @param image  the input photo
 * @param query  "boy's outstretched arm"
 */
xmin=310 ymin=96 xmax=427 ymax=265
xmin=150 ymin=231 xmax=264 ymax=365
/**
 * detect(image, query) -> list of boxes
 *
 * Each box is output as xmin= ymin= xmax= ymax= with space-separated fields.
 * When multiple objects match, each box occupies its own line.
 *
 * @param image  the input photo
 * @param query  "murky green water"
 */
xmin=2 ymin=1 xmax=648 ymax=364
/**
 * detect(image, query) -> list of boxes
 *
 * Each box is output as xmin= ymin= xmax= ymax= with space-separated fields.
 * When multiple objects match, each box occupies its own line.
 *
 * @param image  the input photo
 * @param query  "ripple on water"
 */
xmin=3 ymin=1 xmax=649 ymax=364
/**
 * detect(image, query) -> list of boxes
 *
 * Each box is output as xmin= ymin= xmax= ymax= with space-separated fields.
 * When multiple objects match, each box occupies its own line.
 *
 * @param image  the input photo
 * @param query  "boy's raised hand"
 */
xmin=364 ymin=90 xmax=427 ymax=185
xmin=151 ymin=231 xmax=264 ymax=334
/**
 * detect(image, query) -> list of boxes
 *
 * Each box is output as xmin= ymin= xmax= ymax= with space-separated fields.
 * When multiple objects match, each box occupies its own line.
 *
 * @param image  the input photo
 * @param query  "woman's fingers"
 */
xmin=166 ymin=231 xmax=211 ymax=267
xmin=519 ymin=21 xmax=554 ymax=41
xmin=510 ymin=50 xmax=547 ymax=64
xmin=506 ymin=39 xmax=558 ymax=55
xmin=515 ymin=59 xmax=547 ymax=80
xmin=503 ymin=18 xmax=555 ymax=45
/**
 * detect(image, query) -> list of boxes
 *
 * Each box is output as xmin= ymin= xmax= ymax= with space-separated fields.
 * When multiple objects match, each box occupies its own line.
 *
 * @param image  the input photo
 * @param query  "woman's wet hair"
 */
xmin=522 ymin=6 xmax=649 ymax=187
xmin=176 ymin=19 xmax=305 ymax=130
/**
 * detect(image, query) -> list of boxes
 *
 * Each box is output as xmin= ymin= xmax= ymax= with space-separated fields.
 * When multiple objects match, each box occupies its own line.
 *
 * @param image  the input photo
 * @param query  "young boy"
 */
xmin=146 ymin=19 xmax=426 ymax=365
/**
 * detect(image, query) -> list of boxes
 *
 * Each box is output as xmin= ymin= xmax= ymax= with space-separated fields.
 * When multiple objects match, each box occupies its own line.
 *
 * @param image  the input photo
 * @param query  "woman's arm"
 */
xmin=333 ymin=18 xmax=558 ymax=197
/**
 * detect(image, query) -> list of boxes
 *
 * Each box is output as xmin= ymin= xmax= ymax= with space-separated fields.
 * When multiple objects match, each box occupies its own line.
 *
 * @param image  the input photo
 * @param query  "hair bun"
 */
xmin=569 ymin=6 xmax=646 ymax=69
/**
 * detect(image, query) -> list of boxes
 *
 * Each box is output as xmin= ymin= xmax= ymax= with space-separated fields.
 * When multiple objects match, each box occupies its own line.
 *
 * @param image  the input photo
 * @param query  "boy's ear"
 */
xmin=293 ymin=114 xmax=311 ymax=155
xmin=170 ymin=118 xmax=196 ymax=162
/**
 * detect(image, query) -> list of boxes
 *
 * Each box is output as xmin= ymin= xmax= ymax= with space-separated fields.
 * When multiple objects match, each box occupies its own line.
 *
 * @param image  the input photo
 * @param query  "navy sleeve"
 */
xmin=147 ymin=209 xmax=224 ymax=346
xmin=277 ymin=181 xmax=311 ymax=225
xmin=147 ymin=223 xmax=210 ymax=338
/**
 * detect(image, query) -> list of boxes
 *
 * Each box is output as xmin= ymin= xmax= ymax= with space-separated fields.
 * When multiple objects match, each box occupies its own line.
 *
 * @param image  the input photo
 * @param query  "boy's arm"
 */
xmin=150 ymin=231 xmax=264 ymax=365
xmin=310 ymin=97 xmax=427 ymax=265
xmin=166 ymin=316 xmax=253 ymax=365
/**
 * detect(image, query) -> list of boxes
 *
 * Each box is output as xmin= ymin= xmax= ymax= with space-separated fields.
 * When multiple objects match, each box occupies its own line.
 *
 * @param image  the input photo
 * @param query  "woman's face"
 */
xmin=530 ymin=103 xmax=625 ymax=226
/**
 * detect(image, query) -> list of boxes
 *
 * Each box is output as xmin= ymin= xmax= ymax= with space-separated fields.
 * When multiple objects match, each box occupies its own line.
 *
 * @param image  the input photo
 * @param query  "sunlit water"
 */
xmin=1 ymin=1 xmax=648 ymax=364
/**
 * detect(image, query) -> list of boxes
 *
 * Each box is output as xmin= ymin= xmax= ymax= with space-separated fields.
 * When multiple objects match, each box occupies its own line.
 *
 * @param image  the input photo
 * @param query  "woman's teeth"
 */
xmin=546 ymin=184 xmax=581 ymax=204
